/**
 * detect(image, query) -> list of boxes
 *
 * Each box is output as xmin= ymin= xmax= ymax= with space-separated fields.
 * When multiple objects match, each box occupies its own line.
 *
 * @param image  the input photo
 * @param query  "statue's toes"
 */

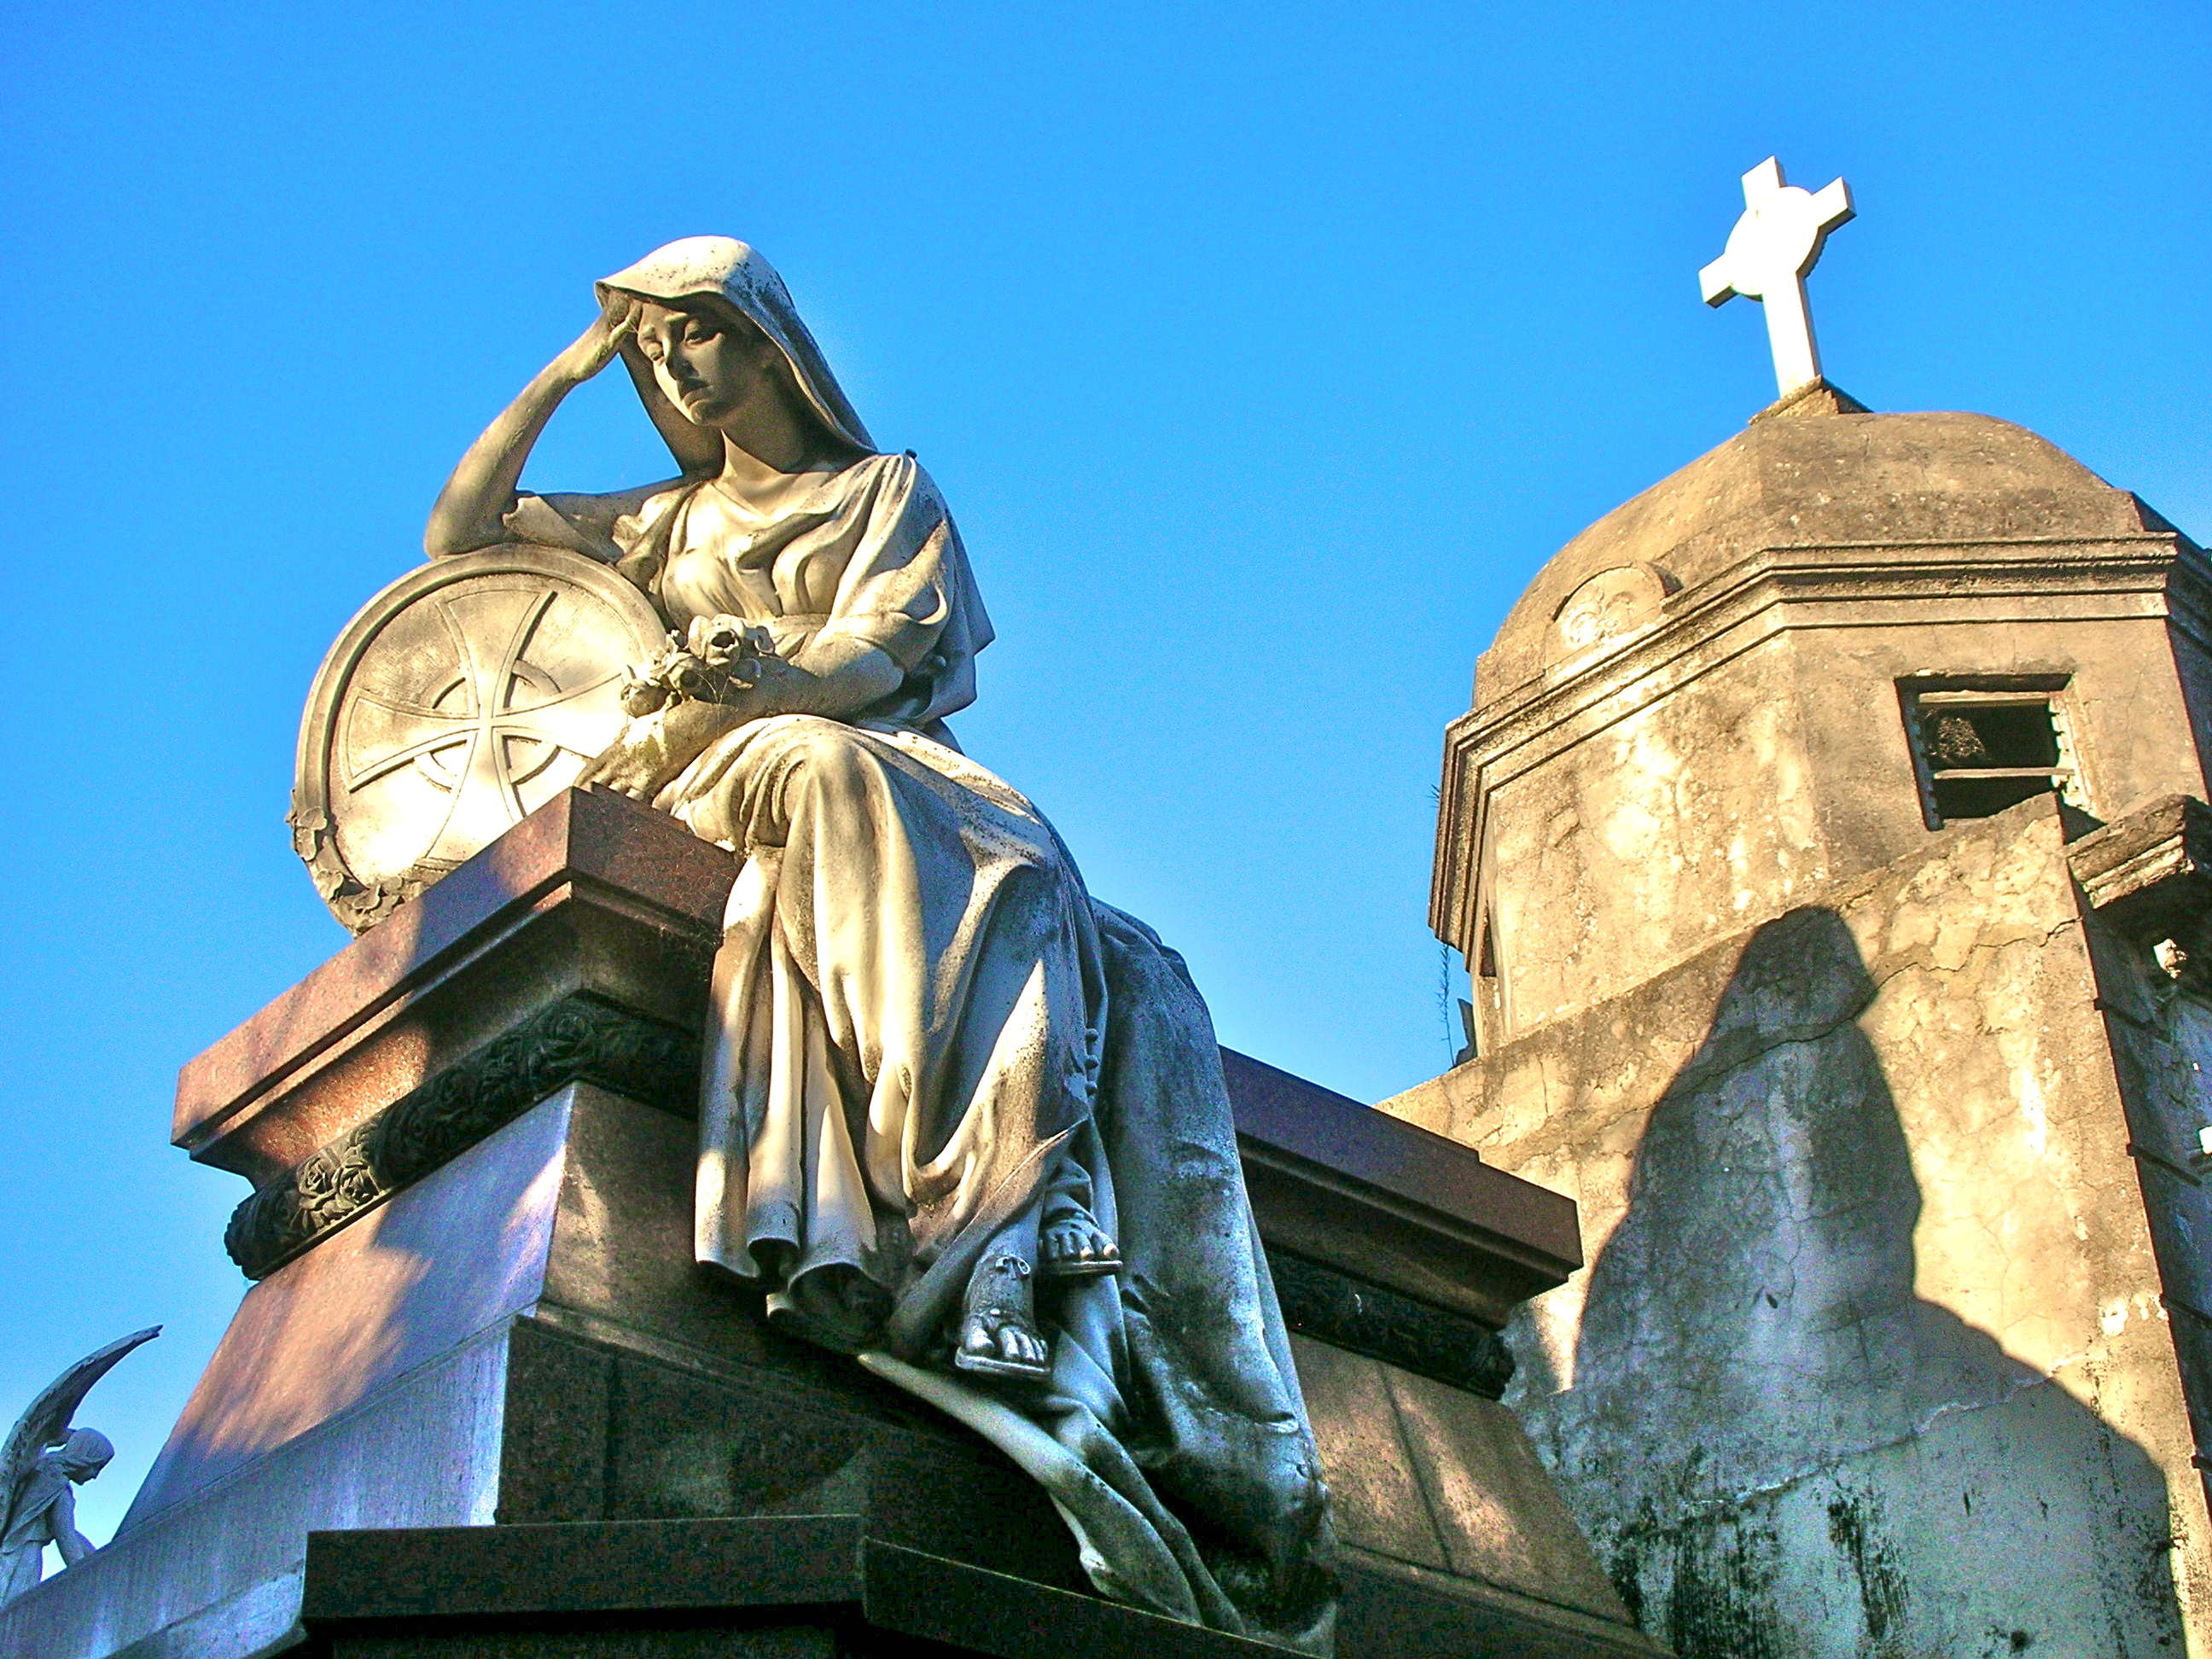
xmin=1042 ymin=1224 xmax=1121 ymax=1280
xmin=952 ymin=1308 xmax=1051 ymax=1380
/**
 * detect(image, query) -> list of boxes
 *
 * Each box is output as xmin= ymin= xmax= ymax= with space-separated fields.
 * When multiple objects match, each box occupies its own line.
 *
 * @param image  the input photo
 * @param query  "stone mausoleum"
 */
xmin=1384 ymin=376 xmax=2212 ymax=1654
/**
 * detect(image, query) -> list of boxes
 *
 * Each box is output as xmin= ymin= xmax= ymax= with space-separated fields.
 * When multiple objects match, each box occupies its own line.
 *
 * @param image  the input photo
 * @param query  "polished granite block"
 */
xmin=300 ymin=1517 xmax=1660 ymax=1659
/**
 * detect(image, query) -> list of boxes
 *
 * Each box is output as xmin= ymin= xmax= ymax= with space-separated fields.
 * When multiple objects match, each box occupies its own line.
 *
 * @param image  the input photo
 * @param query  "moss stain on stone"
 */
xmin=1825 ymin=1488 xmax=1909 ymax=1648
xmin=1662 ymin=1515 xmax=1783 ymax=1659
xmin=1608 ymin=1488 xmax=1788 ymax=1659
xmin=1609 ymin=1536 xmax=1648 ymax=1630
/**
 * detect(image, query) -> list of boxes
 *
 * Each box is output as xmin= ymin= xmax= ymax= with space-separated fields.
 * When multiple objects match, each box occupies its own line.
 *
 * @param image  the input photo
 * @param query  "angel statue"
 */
xmin=425 ymin=238 xmax=1336 ymax=1650
xmin=2 ymin=1328 xmax=159 ymax=1605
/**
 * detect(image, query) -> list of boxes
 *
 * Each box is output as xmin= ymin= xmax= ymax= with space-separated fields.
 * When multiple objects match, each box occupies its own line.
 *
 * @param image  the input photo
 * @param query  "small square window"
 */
xmin=1901 ymin=683 xmax=2084 ymax=828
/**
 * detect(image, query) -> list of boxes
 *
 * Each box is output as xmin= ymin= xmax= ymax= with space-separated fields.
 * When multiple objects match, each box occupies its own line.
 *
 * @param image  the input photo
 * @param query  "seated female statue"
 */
xmin=426 ymin=237 xmax=1333 ymax=1649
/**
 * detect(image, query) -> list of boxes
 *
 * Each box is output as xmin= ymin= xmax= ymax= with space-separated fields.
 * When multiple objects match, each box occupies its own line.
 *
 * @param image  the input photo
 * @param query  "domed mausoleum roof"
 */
xmin=1480 ymin=392 xmax=2171 ymax=700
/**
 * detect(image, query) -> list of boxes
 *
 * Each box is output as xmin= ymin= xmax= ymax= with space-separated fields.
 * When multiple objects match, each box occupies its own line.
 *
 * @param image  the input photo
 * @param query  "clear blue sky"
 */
xmin=3 ymin=1 xmax=2206 ymax=1546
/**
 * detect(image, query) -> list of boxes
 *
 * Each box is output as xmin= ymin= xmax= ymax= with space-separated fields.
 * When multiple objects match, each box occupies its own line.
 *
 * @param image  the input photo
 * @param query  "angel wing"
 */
xmin=0 ymin=1327 xmax=160 ymax=1533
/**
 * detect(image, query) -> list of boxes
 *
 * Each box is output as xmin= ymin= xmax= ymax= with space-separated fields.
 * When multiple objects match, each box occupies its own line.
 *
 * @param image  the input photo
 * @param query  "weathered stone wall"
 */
xmin=1474 ymin=608 xmax=2209 ymax=1051
xmin=2078 ymin=870 xmax=2212 ymax=1537
xmin=1479 ymin=632 xmax=1826 ymax=1039
xmin=2166 ymin=627 xmax=2212 ymax=790
xmin=1787 ymin=613 xmax=2209 ymax=875
xmin=1386 ymin=797 xmax=2212 ymax=1656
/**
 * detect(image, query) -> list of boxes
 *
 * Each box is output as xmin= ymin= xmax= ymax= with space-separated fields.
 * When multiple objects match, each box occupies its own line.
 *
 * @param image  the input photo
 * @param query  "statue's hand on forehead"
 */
xmin=551 ymin=290 xmax=639 ymax=386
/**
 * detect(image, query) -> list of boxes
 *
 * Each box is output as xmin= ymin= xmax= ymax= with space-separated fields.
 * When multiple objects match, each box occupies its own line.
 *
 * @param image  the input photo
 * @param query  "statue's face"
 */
xmin=634 ymin=300 xmax=775 ymax=430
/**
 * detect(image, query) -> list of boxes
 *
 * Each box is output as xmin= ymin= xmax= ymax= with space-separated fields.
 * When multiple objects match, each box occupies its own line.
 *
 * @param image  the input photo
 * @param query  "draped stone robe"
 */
xmin=510 ymin=454 xmax=1336 ymax=1650
xmin=2 ymin=1446 xmax=85 ymax=1603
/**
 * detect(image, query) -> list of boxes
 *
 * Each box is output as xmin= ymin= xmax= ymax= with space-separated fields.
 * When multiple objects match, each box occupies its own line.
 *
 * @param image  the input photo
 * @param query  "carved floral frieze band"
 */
xmin=1268 ymin=1251 xmax=1516 ymax=1400
xmin=224 ymin=994 xmax=696 ymax=1280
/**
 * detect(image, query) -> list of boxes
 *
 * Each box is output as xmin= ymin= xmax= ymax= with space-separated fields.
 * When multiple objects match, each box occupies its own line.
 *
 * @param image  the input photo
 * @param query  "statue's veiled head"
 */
xmin=55 ymin=1427 xmax=114 ymax=1481
xmin=598 ymin=236 xmax=875 ymax=458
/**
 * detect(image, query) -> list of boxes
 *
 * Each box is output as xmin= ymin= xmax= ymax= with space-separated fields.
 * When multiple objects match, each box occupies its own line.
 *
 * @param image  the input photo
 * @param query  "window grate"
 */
xmin=1900 ymin=682 xmax=2083 ymax=828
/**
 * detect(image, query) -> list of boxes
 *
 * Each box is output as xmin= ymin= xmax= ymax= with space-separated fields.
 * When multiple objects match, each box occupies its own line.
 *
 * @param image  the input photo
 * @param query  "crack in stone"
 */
xmin=1658 ymin=994 xmax=1875 ymax=1100
xmin=1618 ymin=1367 xmax=2077 ymax=1533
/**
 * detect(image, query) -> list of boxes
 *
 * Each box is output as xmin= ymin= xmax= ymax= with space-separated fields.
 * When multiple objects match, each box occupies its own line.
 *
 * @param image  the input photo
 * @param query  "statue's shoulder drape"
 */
xmin=507 ymin=453 xmax=992 ymax=741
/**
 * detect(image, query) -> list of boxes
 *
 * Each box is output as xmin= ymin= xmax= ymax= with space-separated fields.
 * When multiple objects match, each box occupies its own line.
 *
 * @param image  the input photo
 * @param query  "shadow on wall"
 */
xmin=1523 ymin=907 xmax=2186 ymax=1658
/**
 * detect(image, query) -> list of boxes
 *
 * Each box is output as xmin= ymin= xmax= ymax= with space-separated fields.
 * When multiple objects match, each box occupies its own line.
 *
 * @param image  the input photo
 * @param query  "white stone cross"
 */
xmin=1699 ymin=157 xmax=1855 ymax=399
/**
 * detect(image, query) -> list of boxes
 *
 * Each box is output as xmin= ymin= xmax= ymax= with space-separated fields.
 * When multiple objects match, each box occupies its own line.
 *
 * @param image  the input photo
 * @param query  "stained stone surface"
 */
xmin=127 ymin=1091 xmax=582 ymax=1526
xmin=1269 ymin=1253 xmax=1516 ymax=1399
xmin=1406 ymin=389 xmax=2212 ymax=1656
xmin=1294 ymin=1342 xmax=1633 ymax=1630
xmin=174 ymin=786 xmax=732 ymax=1185
xmin=179 ymin=788 xmax=1581 ymax=1365
xmin=1473 ymin=406 xmax=2171 ymax=701
xmin=1223 ymin=1046 xmax=1579 ymax=1330
xmin=4 ymin=1078 xmax=1651 ymax=1658
xmin=1388 ymin=795 xmax=2212 ymax=1654
xmin=221 ymin=992 xmax=696 ymax=1279
xmin=299 ymin=1514 xmax=1665 ymax=1658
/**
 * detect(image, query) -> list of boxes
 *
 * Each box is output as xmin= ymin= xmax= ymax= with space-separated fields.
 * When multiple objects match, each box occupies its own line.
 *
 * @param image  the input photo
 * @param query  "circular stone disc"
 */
xmin=291 ymin=544 xmax=668 ymax=931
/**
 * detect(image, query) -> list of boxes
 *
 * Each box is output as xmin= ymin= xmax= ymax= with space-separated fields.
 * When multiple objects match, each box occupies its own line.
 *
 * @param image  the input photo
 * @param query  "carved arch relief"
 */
xmin=1546 ymin=562 xmax=1677 ymax=669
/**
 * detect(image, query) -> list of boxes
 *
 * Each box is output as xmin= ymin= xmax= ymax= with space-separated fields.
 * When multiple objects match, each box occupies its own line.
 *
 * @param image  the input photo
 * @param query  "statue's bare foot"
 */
xmin=1040 ymin=1213 xmax=1121 ymax=1280
xmin=954 ymin=1252 xmax=1051 ymax=1381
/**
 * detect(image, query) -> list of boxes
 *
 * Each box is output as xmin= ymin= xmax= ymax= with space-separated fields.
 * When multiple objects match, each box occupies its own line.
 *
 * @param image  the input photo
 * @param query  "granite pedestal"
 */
xmin=2 ymin=789 xmax=1657 ymax=1658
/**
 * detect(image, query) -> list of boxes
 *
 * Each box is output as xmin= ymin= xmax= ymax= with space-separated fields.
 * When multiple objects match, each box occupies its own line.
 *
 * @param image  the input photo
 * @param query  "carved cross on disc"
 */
xmin=292 ymin=545 xmax=667 ymax=931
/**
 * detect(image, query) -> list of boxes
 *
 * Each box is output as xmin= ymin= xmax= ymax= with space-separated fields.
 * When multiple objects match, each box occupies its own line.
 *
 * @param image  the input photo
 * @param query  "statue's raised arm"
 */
xmin=422 ymin=293 xmax=643 ymax=557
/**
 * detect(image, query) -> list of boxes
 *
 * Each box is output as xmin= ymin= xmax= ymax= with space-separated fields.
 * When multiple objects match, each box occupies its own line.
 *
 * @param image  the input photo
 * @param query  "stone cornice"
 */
xmin=2068 ymin=795 xmax=2212 ymax=934
xmin=1269 ymin=1250 xmax=1516 ymax=1398
xmin=1432 ymin=532 xmax=2203 ymax=952
xmin=224 ymin=1004 xmax=1581 ymax=1371
xmin=1225 ymin=1047 xmax=1581 ymax=1330
xmin=177 ymin=788 xmax=735 ymax=1185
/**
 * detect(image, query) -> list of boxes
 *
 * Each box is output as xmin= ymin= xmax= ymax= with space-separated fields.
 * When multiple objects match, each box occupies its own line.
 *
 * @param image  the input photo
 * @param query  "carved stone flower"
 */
xmin=296 ymin=1152 xmax=339 ymax=1203
xmin=335 ymin=1153 xmax=381 ymax=1208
